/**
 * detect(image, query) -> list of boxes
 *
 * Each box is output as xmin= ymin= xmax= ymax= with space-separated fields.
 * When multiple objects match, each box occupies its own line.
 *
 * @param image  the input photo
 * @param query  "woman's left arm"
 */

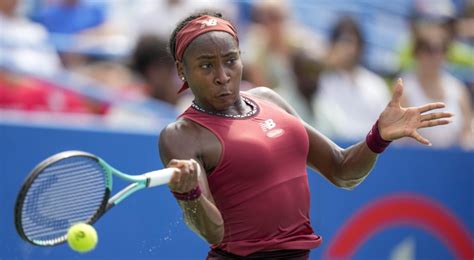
xmin=250 ymin=79 xmax=453 ymax=189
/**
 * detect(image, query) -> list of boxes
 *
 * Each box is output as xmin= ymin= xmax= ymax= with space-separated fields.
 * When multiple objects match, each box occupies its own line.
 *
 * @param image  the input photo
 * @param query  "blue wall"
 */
xmin=1 ymin=122 xmax=472 ymax=259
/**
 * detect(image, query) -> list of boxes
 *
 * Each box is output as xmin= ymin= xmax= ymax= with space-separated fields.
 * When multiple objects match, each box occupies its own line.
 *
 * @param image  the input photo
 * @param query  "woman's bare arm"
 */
xmin=248 ymin=79 xmax=452 ymax=189
xmin=159 ymin=120 xmax=224 ymax=244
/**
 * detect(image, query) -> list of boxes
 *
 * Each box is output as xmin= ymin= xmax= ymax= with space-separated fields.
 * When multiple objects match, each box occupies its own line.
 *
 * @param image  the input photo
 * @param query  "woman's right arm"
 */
xmin=159 ymin=121 xmax=224 ymax=244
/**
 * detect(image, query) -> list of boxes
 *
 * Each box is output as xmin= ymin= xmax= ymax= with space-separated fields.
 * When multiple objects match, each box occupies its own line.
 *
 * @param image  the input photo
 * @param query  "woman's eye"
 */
xmin=200 ymin=64 xmax=211 ymax=69
xmin=227 ymin=58 xmax=236 ymax=65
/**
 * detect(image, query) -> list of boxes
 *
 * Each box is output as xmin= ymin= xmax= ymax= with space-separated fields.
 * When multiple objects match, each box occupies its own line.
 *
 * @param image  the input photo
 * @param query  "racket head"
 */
xmin=14 ymin=151 xmax=112 ymax=246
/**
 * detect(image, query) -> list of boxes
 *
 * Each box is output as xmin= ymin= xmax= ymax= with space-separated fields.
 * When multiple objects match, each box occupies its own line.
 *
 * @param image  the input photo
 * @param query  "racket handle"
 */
xmin=144 ymin=168 xmax=178 ymax=187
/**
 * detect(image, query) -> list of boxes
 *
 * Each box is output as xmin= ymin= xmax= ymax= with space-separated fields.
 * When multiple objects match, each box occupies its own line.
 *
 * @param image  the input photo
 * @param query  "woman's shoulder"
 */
xmin=161 ymin=117 xmax=202 ymax=143
xmin=159 ymin=117 xmax=206 ymax=158
xmin=441 ymin=72 xmax=468 ymax=100
xmin=442 ymin=72 xmax=466 ymax=89
xmin=243 ymin=87 xmax=298 ymax=116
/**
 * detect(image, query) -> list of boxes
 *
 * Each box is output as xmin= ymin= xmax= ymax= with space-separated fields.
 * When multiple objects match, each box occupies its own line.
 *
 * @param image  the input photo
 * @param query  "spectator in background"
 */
xmin=0 ymin=70 xmax=97 ymax=113
xmin=32 ymin=0 xmax=130 ymax=70
xmin=94 ymin=36 xmax=180 ymax=130
xmin=241 ymin=0 xmax=325 ymax=124
xmin=314 ymin=17 xmax=391 ymax=141
xmin=241 ymin=0 xmax=293 ymax=88
xmin=33 ymin=0 xmax=106 ymax=35
xmin=73 ymin=60 xmax=139 ymax=97
xmin=399 ymin=0 xmax=474 ymax=87
xmin=399 ymin=21 xmax=473 ymax=149
xmin=0 ymin=0 xmax=61 ymax=76
xmin=242 ymin=0 xmax=325 ymax=88
xmin=447 ymin=1 xmax=474 ymax=71
xmin=130 ymin=35 xmax=180 ymax=107
xmin=138 ymin=0 xmax=236 ymax=39
xmin=451 ymin=0 xmax=474 ymax=104
xmin=0 ymin=0 xmax=100 ymax=114
xmin=278 ymin=48 xmax=321 ymax=126
xmin=105 ymin=0 xmax=237 ymax=43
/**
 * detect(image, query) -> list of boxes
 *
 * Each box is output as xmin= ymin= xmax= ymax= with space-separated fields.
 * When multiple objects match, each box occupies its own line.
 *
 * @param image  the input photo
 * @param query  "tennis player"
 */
xmin=159 ymin=12 xmax=453 ymax=259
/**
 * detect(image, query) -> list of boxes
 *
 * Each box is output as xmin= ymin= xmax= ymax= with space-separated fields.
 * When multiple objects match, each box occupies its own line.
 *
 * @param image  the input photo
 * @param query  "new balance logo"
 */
xmin=200 ymin=18 xmax=218 ymax=28
xmin=259 ymin=119 xmax=276 ymax=132
xmin=259 ymin=119 xmax=285 ymax=138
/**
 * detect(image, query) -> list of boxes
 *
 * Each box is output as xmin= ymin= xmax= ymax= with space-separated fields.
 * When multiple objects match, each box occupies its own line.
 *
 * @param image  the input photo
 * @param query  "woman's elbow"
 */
xmin=331 ymin=176 xmax=364 ymax=190
xmin=203 ymin=226 xmax=224 ymax=244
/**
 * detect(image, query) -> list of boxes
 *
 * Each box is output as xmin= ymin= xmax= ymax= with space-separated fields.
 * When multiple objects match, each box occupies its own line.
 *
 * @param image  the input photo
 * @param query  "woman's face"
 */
xmin=329 ymin=31 xmax=361 ymax=69
xmin=178 ymin=31 xmax=243 ymax=111
xmin=414 ymin=24 xmax=449 ymax=70
xmin=416 ymin=39 xmax=447 ymax=68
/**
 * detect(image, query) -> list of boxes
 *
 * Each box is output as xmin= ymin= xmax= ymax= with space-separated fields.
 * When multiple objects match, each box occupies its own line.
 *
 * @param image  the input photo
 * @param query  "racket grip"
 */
xmin=144 ymin=168 xmax=178 ymax=187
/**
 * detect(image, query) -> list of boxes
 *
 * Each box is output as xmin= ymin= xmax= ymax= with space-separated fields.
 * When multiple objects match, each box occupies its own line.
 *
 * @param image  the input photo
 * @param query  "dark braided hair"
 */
xmin=168 ymin=10 xmax=224 ymax=61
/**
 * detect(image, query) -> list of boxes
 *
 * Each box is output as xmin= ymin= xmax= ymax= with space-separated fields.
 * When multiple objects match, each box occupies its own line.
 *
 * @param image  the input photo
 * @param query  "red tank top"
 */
xmin=180 ymin=94 xmax=321 ymax=256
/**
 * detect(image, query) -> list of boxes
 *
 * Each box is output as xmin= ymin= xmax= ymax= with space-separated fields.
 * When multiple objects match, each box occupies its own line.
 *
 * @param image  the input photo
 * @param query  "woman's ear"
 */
xmin=176 ymin=61 xmax=185 ymax=81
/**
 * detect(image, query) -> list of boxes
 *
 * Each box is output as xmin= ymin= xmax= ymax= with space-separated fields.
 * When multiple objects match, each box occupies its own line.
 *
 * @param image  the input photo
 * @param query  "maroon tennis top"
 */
xmin=180 ymin=94 xmax=321 ymax=256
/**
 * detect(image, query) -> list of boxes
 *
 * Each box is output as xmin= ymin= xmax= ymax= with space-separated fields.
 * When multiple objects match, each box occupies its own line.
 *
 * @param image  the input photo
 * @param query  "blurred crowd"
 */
xmin=0 ymin=0 xmax=472 ymax=149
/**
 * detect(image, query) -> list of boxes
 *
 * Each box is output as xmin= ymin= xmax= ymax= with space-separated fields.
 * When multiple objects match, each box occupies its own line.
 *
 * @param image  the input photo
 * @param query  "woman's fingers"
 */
xmin=417 ymin=102 xmax=445 ymax=113
xmin=167 ymin=159 xmax=199 ymax=193
xmin=190 ymin=159 xmax=202 ymax=177
xmin=420 ymin=112 xmax=453 ymax=122
xmin=389 ymin=78 xmax=404 ymax=107
xmin=411 ymin=130 xmax=431 ymax=146
xmin=168 ymin=159 xmax=192 ymax=169
xmin=169 ymin=169 xmax=182 ymax=184
xmin=419 ymin=119 xmax=452 ymax=128
xmin=418 ymin=111 xmax=452 ymax=129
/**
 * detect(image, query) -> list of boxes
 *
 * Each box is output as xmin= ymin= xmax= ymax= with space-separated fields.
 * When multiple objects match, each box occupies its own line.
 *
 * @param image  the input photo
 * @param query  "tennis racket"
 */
xmin=14 ymin=150 xmax=177 ymax=246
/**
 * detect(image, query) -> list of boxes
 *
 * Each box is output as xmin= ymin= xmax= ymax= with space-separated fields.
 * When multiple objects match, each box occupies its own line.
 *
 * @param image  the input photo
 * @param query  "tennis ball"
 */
xmin=67 ymin=223 xmax=98 ymax=253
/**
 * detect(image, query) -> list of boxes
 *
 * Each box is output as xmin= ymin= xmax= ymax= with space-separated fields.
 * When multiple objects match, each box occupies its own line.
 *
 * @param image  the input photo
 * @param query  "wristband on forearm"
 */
xmin=366 ymin=120 xmax=392 ymax=153
xmin=172 ymin=185 xmax=202 ymax=201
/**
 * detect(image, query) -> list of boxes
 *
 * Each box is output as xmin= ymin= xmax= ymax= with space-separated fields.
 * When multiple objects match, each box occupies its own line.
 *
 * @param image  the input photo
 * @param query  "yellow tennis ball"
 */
xmin=67 ymin=223 xmax=98 ymax=253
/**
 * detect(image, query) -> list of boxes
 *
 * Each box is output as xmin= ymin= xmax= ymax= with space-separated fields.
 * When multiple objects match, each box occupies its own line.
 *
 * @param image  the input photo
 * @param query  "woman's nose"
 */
xmin=214 ymin=64 xmax=230 ymax=86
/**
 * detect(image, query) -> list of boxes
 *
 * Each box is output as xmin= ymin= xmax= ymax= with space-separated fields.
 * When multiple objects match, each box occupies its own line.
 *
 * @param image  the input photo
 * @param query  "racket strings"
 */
xmin=21 ymin=156 xmax=107 ymax=245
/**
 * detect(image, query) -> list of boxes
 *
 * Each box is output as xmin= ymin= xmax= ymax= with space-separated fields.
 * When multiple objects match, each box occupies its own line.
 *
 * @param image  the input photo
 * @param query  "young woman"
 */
xmin=159 ymin=12 xmax=452 ymax=259
xmin=400 ymin=21 xmax=472 ymax=149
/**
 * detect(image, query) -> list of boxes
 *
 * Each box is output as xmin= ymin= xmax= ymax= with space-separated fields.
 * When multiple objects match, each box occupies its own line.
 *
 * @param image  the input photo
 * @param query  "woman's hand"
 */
xmin=167 ymin=159 xmax=200 ymax=193
xmin=378 ymin=79 xmax=453 ymax=145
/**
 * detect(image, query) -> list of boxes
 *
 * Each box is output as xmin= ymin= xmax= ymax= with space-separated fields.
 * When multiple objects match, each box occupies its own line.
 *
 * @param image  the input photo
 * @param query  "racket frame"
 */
xmin=14 ymin=150 xmax=175 ymax=246
xmin=14 ymin=151 xmax=111 ymax=246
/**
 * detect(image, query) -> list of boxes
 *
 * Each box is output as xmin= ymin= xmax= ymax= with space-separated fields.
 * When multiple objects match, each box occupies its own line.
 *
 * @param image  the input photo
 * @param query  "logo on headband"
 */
xmin=200 ymin=18 xmax=218 ymax=28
